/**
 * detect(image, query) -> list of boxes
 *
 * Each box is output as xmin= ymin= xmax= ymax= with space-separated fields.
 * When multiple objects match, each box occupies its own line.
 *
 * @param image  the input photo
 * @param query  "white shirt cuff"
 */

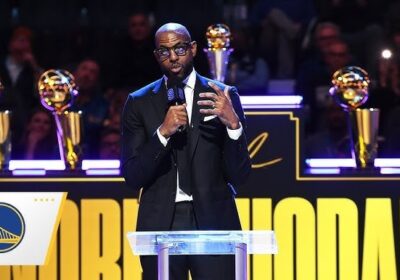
xmin=226 ymin=122 xmax=243 ymax=140
xmin=156 ymin=127 xmax=170 ymax=147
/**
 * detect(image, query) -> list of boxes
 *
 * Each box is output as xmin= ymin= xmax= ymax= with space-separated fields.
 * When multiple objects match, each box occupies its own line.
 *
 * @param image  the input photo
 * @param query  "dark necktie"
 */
xmin=171 ymin=83 xmax=192 ymax=195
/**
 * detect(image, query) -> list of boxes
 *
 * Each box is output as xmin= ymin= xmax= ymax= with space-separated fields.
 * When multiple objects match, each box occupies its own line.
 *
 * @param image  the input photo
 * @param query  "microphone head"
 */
xmin=167 ymin=84 xmax=186 ymax=105
xmin=167 ymin=87 xmax=175 ymax=103
xmin=177 ymin=86 xmax=185 ymax=102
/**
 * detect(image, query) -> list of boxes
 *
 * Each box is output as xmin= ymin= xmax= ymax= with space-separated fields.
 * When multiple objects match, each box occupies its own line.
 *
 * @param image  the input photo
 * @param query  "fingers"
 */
xmin=208 ymin=82 xmax=224 ymax=96
xmin=199 ymin=108 xmax=215 ymax=115
xmin=174 ymin=116 xmax=188 ymax=126
xmin=198 ymin=99 xmax=218 ymax=116
xmin=208 ymin=82 xmax=231 ymax=98
xmin=224 ymin=85 xmax=232 ymax=102
xmin=199 ymin=92 xmax=218 ymax=100
xmin=160 ymin=104 xmax=189 ymax=137
xmin=169 ymin=106 xmax=188 ymax=119
xmin=197 ymin=100 xmax=215 ymax=107
xmin=198 ymin=83 xmax=232 ymax=117
xmin=169 ymin=104 xmax=187 ymax=111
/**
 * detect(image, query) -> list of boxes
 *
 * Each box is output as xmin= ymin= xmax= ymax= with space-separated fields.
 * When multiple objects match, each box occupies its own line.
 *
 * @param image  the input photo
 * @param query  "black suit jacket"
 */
xmin=0 ymin=59 xmax=39 ymax=144
xmin=122 ymin=73 xmax=251 ymax=231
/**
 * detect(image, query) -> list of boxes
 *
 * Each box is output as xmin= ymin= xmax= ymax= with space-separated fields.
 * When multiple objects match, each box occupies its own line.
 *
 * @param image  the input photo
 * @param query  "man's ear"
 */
xmin=153 ymin=50 xmax=160 ymax=63
xmin=191 ymin=41 xmax=197 ymax=57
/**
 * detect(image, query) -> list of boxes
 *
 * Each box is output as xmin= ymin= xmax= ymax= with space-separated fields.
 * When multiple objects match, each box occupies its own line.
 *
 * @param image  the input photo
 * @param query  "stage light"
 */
xmin=240 ymin=96 xmax=303 ymax=109
xmin=381 ymin=49 xmax=392 ymax=59
xmin=9 ymin=160 xmax=65 ymax=170
xmin=12 ymin=169 xmax=46 ymax=176
xmin=81 ymin=160 xmax=120 ymax=170
xmin=307 ymin=168 xmax=341 ymax=174
xmin=86 ymin=169 xmax=120 ymax=176
xmin=305 ymin=158 xmax=356 ymax=168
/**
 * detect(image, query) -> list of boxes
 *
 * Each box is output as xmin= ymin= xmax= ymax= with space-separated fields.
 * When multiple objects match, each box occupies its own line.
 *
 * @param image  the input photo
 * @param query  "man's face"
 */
xmin=128 ymin=14 xmax=151 ymax=42
xmin=154 ymin=31 xmax=197 ymax=82
xmin=323 ymin=42 xmax=350 ymax=73
xmin=74 ymin=60 xmax=100 ymax=91
xmin=315 ymin=27 xmax=339 ymax=53
xmin=28 ymin=111 xmax=52 ymax=136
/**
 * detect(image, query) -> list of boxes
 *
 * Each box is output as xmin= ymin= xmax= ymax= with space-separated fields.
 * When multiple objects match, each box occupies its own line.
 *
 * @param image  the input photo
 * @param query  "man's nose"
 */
xmin=169 ymin=49 xmax=178 ymax=61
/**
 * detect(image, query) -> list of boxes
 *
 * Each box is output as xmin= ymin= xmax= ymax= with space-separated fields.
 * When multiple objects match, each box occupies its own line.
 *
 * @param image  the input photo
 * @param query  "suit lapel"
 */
xmin=148 ymin=74 xmax=209 ymax=162
xmin=189 ymin=74 xmax=209 ymax=162
xmin=149 ymin=78 xmax=168 ymax=125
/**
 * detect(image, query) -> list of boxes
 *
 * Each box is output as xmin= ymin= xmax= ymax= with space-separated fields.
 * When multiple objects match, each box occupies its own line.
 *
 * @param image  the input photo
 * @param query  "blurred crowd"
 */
xmin=2 ymin=0 xmax=400 ymax=159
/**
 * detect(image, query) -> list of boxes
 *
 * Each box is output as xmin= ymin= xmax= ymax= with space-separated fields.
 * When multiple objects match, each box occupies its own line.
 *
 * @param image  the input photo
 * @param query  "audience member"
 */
xmin=367 ymin=29 xmax=400 ymax=134
xmin=382 ymin=105 xmax=400 ymax=157
xmin=103 ymin=88 xmax=130 ymax=131
xmin=71 ymin=58 xmax=109 ymax=158
xmin=296 ymin=39 xmax=354 ymax=133
xmin=317 ymin=0 xmax=385 ymax=76
xmin=12 ymin=108 xmax=59 ymax=159
xmin=0 ymin=26 xmax=42 ymax=145
xmin=2 ymin=2 xmax=399 ymax=161
xmin=99 ymin=128 xmax=120 ymax=159
xmin=301 ymin=22 xmax=341 ymax=61
xmin=226 ymin=25 xmax=269 ymax=95
xmin=109 ymin=11 xmax=161 ymax=91
xmin=305 ymin=101 xmax=351 ymax=158
xmin=251 ymin=0 xmax=316 ymax=78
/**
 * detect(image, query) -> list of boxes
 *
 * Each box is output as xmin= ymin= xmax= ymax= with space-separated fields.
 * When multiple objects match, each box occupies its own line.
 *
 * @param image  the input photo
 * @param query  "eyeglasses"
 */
xmin=154 ymin=42 xmax=193 ymax=61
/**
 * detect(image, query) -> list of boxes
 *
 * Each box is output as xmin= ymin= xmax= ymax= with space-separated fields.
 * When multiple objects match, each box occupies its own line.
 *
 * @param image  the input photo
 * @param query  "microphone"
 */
xmin=167 ymin=82 xmax=187 ymax=132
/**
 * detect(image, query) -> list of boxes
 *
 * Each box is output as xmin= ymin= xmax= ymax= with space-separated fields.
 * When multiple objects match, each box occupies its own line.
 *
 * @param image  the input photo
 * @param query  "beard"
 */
xmin=162 ymin=61 xmax=193 ymax=84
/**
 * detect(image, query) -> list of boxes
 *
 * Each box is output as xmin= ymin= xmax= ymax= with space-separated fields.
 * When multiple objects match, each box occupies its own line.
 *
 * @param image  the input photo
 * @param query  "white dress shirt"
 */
xmin=5 ymin=56 xmax=23 ymax=85
xmin=157 ymin=69 xmax=243 ymax=202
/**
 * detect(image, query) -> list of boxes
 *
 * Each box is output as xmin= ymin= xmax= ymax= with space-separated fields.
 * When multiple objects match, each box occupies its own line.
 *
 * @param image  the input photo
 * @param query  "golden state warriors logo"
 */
xmin=0 ymin=202 xmax=25 ymax=253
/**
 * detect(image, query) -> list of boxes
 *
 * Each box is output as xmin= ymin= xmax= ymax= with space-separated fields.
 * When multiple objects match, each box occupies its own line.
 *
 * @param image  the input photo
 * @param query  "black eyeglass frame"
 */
xmin=154 ymin=41 xmax=194 ymax=61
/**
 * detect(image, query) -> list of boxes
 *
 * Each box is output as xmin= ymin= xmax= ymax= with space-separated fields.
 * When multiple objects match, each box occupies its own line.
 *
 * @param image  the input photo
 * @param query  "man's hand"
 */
xmin=198 ymin=82 xmax=240 ymax=129
xmin=159 ymin=104 xmax=188 ymax=138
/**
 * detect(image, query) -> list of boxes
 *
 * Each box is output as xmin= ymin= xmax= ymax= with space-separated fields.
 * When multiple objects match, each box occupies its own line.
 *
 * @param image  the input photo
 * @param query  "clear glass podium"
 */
xmin=127 ymin=230 xmax=277 ymax=280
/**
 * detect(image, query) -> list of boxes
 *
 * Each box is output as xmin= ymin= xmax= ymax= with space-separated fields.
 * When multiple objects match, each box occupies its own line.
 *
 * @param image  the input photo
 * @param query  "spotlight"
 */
xmin=381 ymin=49 xmax=392 ymax=59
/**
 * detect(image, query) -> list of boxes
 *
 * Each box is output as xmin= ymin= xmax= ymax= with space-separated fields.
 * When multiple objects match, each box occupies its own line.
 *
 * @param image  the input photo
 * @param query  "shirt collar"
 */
xmin=183 ymin=68 xmax=196 ymax=89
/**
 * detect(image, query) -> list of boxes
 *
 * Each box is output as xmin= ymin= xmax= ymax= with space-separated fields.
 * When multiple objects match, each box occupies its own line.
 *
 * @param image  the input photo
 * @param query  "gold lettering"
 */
xmin=11 ymin=266 xmax=36 ymax=280
xmin=81 ymin=199 xmax=121 ymax=280
xmin=123 ymin=199 xmax=141 ymax=280
xmin=274 ymin=197 xmax=316 ymax=280
xmin=247 ymin=132 xmax=282 ymax=168
xmin=362 ymin=199 xmax=397 ymax=280
xmin=0 ymin=267 xmax=11 ymax=280
xmin=59 ymin=200 xmax=79 ymax=280
xmin=252 ymin=198 xmax=272 ymax=280
xmin=236 ymin=198 xmax=251 ymax=279
xmin=317 ymin=198 xmax=358 ymax=280
xmin=39 ymin=236 xmax=57 ymax=280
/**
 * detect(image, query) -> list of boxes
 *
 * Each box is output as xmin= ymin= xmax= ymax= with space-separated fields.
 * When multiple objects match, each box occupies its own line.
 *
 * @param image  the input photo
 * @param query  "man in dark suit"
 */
xmin=122 ymin=22 xmax=251 ymax=280
xmin=0 ymin=27 xmax=42 ymax=146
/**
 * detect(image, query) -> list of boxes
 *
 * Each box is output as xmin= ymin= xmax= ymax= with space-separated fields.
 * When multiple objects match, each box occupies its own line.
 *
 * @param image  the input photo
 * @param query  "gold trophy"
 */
xmin=38 ymin=69 xmax=82 ymax=169
xmin=329 ymin=66 xmax=379 ymax=168
xmin=0 ymin=79 xmax=11 ymax=170
xmin=204 ymin=24 xmax=233 ymax=82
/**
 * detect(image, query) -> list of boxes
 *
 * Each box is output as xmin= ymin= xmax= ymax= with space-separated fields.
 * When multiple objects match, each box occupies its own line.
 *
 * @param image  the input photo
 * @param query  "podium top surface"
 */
xmin=127 ymin=230 xmax=277 ymax=256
